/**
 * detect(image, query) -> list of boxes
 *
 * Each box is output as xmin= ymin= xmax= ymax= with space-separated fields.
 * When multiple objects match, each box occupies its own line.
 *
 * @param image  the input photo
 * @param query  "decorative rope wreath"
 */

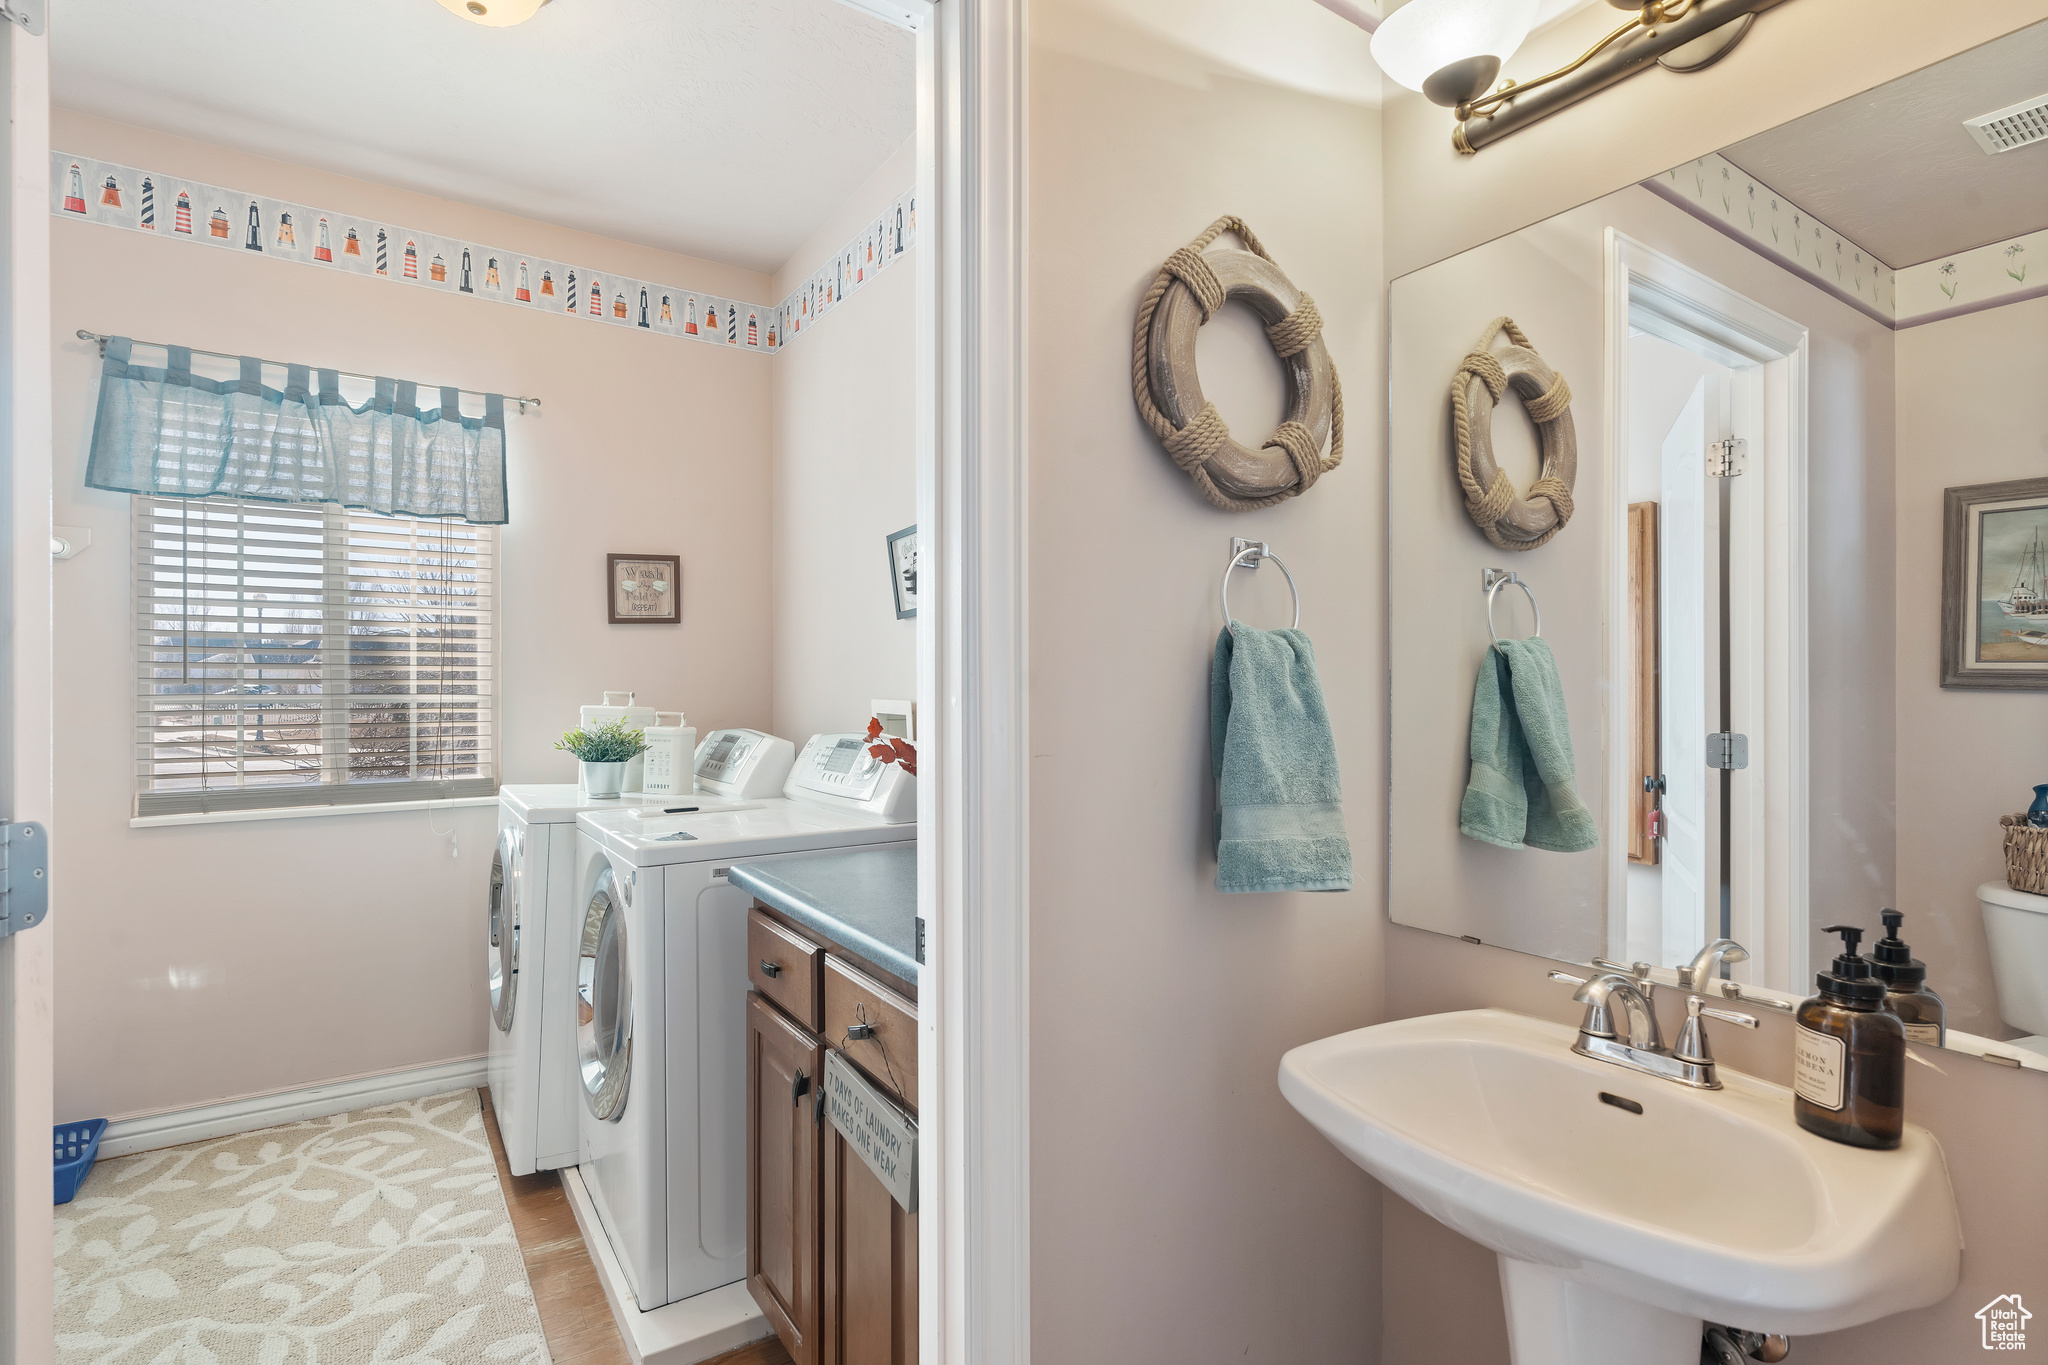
xmin=1452 ymin=316 xmax=1577 ymax=551
xmin=1133 ymin=216 xmax=1343 ymax=512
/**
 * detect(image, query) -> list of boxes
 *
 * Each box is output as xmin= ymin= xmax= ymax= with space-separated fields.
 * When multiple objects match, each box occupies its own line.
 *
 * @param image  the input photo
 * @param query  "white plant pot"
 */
xmin=580 ymin=760 xmax=626 ymax=798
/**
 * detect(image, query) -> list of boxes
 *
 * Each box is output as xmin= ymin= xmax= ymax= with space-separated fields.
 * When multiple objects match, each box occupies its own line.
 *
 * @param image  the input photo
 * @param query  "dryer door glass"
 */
xmin=577 ymin=867 xmax=633 ymax=1121
xmin=489 ymin=826 xmax=520 ymax=1032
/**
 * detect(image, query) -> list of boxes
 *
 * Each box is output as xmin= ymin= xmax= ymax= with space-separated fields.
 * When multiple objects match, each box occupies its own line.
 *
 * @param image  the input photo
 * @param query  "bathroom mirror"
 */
xmin=1388 ymin=21 xmax=2048 ymax=1071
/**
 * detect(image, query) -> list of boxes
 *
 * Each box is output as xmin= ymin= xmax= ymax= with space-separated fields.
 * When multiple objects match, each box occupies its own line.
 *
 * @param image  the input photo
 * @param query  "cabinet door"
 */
xmin=822 ymin=1118 xmax=918 ymax=1365
xmin=748 ymin=991 xmax=824 ymax=1365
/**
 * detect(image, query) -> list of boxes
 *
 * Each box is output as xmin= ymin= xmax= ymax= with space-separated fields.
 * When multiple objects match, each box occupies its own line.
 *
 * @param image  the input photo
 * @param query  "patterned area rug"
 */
xmin=56 ymin=1088 xmax=551 ymax=1364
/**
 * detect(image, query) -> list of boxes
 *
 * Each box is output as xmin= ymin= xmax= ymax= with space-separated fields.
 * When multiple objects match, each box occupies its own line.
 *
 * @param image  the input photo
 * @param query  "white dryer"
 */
xmin=486 ymin=783 xmax=761 ymax=1177
xmin=570 ymin=744 xmax=915 ymax=1311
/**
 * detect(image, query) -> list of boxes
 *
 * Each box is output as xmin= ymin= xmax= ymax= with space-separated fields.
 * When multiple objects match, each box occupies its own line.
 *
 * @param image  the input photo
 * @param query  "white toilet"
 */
xmin=1980 ymin=880 xmax=2048 ymax=1054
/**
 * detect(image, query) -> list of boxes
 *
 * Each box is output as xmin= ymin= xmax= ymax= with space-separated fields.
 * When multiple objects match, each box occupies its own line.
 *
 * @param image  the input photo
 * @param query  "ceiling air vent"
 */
xmin=1964 ymin=93 xmax=2048 ymax=154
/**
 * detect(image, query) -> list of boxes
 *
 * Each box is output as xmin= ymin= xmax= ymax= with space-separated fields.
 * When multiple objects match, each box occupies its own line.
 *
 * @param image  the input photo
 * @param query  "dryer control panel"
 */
xmin=785 ymin=733 xmax=916 ymax=823
xmin=693 ymin=729 xmax=796 ymax=798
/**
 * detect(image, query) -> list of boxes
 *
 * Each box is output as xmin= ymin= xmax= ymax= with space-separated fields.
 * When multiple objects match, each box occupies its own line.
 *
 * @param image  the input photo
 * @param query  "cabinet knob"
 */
xmin=759 ymin=959 xmax=782 ymax=978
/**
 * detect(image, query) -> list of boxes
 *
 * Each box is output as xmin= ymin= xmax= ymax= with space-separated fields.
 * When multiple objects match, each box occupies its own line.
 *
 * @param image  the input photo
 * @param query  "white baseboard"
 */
xmin=96 ymin=1055 xmax=489 ymax=1159
xmin=560 ymin=1164 xmax=772 ymax=1365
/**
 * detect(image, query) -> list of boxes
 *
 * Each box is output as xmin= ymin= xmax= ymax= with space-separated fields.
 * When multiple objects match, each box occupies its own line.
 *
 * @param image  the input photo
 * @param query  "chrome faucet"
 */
xmin=1679 ymin=938 xmax=1749 ymax=990
xmin=1549 ymin=968 xmax=1758 ymax=1090
xmin=1573 ymin=972 xmax=1663 ymax=1051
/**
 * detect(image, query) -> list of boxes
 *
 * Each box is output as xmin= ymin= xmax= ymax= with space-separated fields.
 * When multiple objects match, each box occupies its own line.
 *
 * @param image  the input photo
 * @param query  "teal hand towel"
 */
xmin=1458 ymin=637 xmax=1599 ymax=853
xmin=1210 ymin=624 xmax=1352 ymax=894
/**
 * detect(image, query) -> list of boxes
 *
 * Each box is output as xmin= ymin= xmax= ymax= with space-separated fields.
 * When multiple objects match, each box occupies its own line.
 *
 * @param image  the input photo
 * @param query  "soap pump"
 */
xmin=1793 ymin=924 xmax=1904 ymax=1150
xmin=1871 ymin=909 xmax=1946 ymax=1047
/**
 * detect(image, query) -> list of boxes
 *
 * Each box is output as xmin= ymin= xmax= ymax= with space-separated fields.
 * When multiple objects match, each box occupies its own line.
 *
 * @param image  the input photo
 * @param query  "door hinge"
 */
xmin=914 ymin=915 xmax=926 ymax=965
xmin=1708 ymin=438 xmax=1747 ymax=478
xmin=0 ymin=2 xmax=43 ymax=34
xmin=0 ymin=822 xmax=49 ymax=939
xmin=1707 ymin=733 xmax=1749 ymax=770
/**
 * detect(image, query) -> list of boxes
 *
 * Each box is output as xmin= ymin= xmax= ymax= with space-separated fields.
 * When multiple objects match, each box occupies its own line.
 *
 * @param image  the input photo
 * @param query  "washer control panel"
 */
xmin=693 ymin=729 xmax=796 ymax=798
xmin=785 ymin=733 xmax=916 ymax=823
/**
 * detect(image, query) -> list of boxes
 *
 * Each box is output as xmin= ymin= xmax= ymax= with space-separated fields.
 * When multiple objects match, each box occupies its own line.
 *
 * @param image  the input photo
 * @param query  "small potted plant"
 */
xmin=556 ymin=718 xmax=649 ymax=799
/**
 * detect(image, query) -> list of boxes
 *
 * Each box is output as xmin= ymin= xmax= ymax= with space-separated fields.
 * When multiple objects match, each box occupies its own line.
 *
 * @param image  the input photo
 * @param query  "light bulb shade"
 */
xmin=1370 ymin=0 xmax=1539 ymax=105
xmin=435 ymin=0 xmax=549 ymax=26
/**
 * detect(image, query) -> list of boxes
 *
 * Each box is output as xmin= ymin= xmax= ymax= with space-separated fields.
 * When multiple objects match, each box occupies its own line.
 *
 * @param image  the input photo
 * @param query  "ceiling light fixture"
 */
xmin=1373 ymin=0 xmax=1796 ymax=155
xmin=434 ymin=0 xmax=550 ymax=26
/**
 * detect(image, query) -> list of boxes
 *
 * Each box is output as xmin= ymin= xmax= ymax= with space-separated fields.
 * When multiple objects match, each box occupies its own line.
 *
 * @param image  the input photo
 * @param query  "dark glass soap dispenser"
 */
xmin=1794 ymin=925 xmax=1904 ymax=1150
xmin=1871 ymin=909 xmax=1946 ymax=1047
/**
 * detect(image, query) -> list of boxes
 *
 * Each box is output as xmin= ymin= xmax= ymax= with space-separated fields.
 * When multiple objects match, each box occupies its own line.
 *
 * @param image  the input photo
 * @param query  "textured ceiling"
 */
xmin=1720 ymin=22 xmax=2048 ymax=268
xmin=51 ymin=0 xmax=915 ymax=274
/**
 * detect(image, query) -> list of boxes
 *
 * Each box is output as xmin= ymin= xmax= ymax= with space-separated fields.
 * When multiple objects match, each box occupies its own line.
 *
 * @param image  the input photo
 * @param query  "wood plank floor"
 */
xmin=479 ymin=1089 xmax=792 ymax=1365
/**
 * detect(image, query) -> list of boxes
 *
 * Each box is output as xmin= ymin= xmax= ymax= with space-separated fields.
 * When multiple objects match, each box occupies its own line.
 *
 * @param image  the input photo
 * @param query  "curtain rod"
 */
xmin=74 ymin=330 xmax=542 ymax=412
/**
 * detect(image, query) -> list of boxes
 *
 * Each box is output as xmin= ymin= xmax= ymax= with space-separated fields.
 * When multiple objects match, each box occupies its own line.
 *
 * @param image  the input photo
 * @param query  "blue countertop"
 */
xmin=729 ymin=844 xmax=919 ymax=987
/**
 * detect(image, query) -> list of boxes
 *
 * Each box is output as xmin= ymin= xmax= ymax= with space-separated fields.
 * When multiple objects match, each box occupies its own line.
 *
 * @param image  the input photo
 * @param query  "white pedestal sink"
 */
xmin=1279 ymin=1009 xmax=1960 ymax=1365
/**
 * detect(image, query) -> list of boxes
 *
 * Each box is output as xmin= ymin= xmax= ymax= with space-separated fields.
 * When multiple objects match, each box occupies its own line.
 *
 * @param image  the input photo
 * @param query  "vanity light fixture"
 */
xmin=1373 ymin=0 xmax=1794 ymax=155
xmin=434 ymin=0 xmax=550 ymax=26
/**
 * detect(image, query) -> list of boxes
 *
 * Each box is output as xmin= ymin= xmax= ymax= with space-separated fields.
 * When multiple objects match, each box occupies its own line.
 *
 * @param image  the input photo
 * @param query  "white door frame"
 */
xmin=1604 ymin=230 xmax=1808 ymax=994
xmin=0 ymin=12 xmax=54 ymax=1363
xmin=898 ymin=0 xmax=1032 ymax=1362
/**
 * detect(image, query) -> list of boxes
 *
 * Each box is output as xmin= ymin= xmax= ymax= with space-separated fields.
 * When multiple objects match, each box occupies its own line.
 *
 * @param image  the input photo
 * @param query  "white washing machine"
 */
xmin=571 ymin=734 xmax=916 ymax=1311
xmin=486 ymin=782 xmax=764 ymax=1177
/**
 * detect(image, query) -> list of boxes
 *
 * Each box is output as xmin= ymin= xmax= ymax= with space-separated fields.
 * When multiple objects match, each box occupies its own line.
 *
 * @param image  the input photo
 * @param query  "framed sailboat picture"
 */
xmin=1943 ymin=477 xmax=2048 ymax=689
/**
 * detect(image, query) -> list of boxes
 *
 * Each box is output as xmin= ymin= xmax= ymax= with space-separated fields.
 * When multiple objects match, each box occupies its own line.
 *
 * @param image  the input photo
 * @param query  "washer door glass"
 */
xmin=577 ymin=867 xmax=632 ymax=1121
xmin=488 ymin=826 xmax=520 ymax=1033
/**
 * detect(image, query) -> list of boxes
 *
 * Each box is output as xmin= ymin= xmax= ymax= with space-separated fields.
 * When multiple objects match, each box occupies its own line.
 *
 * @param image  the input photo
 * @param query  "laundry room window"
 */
xmin=131 ymin=495 xmax=498 ymax=816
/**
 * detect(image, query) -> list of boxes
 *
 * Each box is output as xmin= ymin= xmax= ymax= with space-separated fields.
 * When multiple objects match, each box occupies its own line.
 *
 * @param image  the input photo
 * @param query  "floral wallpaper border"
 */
xmin=1894 ymin=226 xmax=2045 ymax=324
xmin=1644 ymin=152 xmax=2044 ymax=329
xmin=53 ymin=150 xmax=913 ymax=356
xmin=1646 ymin=153 xmax=1895 ymax=320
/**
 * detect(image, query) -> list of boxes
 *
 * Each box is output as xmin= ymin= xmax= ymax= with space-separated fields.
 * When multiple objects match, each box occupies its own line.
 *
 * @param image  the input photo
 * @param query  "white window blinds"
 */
xmin=133 ymin=495 xmax=497 ymax=816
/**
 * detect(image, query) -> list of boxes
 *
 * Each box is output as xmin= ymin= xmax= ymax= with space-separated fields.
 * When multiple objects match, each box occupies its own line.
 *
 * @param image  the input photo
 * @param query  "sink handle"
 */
xmin=1547 ymin=970 xmax=1587 ymax=987
xmin=1674 ymin=995 xmax=1762 ymax=1065
xmin=1700 ymin=1004 xmax=1759 ymax=1029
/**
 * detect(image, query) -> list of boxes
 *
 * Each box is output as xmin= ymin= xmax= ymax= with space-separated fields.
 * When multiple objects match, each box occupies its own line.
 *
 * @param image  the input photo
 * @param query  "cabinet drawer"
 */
xmin=823 ymin=956 xmax=918 ymax=1111
xmin=750 ymin=906 xmax=823 ymax=1032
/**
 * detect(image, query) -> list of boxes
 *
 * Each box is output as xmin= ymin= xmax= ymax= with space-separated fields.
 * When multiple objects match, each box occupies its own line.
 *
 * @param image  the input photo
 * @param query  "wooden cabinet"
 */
xmin=823 ymin=957 xmax=918 ymax=1110
xmin=823 ymin=1114 xmax=917 ymax=1365
xmin=746 ymin=899 xmax=918 ymax=1365
xmin=748 ymin=991 xmax=823 ymax=1365
xmin=750 ymin=906 xmax=824 ymax=1031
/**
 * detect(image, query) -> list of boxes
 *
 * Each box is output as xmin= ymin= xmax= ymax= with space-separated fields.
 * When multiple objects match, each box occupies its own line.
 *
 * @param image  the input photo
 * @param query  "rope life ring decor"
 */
xmin=1452 ymin=316 xmax=1578 ymax=551
xmin=1133 ymin=215 xmax=1343 ymax=512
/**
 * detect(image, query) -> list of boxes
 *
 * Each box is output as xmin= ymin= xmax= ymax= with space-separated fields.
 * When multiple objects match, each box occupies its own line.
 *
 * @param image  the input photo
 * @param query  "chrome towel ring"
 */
xmin=1485 ymin=567 xmax=1541 ymax=642
xmin=1221 ymin=537 xmax=1301 ymax=634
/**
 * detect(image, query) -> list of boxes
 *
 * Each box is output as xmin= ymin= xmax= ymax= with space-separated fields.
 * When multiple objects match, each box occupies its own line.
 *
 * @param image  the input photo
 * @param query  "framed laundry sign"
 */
xmin=608 ymin=553 xmax=680 ymax=625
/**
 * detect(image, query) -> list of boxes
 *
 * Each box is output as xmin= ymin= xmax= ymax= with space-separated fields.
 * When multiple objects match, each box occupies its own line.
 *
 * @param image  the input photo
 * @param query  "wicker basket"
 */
xmin=2003 ymin=814 xmax=2048 ymax=896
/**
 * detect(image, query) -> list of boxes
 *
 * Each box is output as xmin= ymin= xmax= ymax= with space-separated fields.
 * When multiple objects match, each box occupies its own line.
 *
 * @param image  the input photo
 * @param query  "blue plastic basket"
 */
xmin=54 ymin=1119 xmax=108 ymax=1205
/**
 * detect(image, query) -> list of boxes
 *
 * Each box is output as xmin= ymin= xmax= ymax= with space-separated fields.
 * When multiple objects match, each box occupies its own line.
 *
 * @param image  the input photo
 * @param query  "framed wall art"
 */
xmin=1942 ymin=477 xmax=2048 ymax=690
xmin=887 ymin=524 xmax=918 ymax=619
xmin=608 ymin=552 xmax=681 ymax=625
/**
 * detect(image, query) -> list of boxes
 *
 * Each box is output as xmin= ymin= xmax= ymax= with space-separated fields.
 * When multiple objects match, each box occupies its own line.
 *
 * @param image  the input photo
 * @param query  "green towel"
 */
xmin=1210 ymin=624 xmax=1352 ymax=893
xmin=1459 ymin=637 xmax=1599 ymax=853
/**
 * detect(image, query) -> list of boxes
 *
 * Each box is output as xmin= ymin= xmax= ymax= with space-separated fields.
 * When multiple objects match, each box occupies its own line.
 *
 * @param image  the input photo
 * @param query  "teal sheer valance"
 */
xmin=86 ymin=337 xmax=509 ymax=525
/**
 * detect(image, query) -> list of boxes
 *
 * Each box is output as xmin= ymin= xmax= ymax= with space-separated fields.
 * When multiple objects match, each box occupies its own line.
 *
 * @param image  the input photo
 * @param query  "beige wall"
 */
xmin=769 ymin=138 xmax=917 ymax=746
xmin=51 ymin=110 xmax=774 ymax=1123
xmin=1894 ymin=295 xmax=2048 ymax=1039
xmin=1382 ymin=0 xmax=2048 ymax=277
xmin=1026 ymin=5 xmax=1388 ymax=1357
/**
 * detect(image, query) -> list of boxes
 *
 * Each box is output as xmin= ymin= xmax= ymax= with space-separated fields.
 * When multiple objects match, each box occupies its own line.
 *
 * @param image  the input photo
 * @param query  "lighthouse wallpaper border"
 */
xmin=51 ymin=152 xmax=914 ymax=358
xmin=1943 ymin=477 xmax=2048 ymax=691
